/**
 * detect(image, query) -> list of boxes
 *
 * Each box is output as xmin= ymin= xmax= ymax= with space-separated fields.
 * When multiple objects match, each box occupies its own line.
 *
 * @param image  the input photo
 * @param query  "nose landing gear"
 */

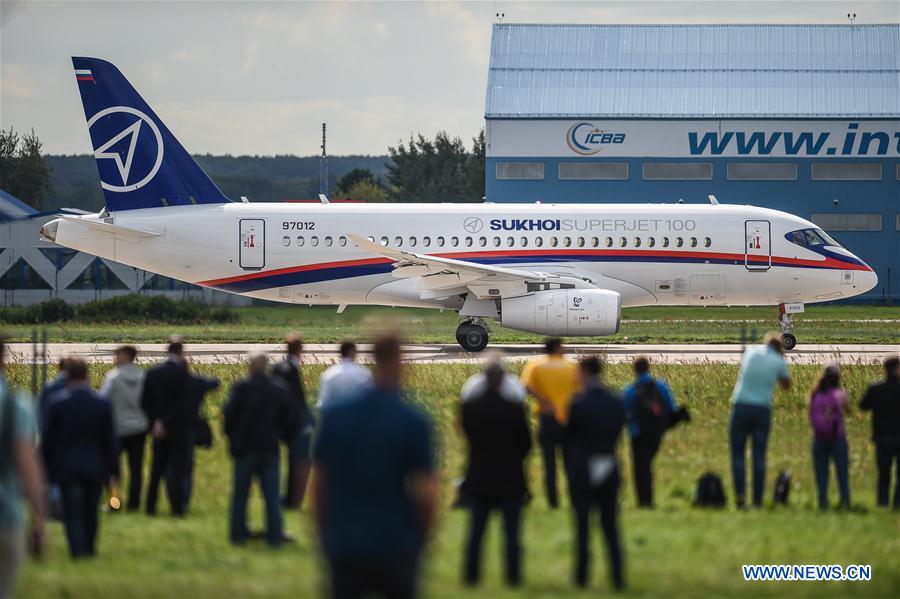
xmin=456 ymin=318 xmax=490 ymax=353
xmin=778 ymin=303 xmax=803 ymax=351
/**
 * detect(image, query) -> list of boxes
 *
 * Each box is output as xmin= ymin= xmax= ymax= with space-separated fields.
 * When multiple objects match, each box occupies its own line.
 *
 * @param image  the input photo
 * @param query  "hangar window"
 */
xmin=65 ymin=259 xmax=126 ymax=291
xmin=423 ymin=236 xmax=431 ymax=247
xmin=324 ymin=236 xmax=333 ymax=247
xmin=643 ymin=162 xmax=713 ymax=181
xmin=496 ymin=162 xmax=545 ymax=180
xmin=727 ymin=163 xmax=797 ymax=181
xmin=493 ymin=236 xmax=501 ymax=247
xmin=577 ymin=237 xmax=585 ymax=248
xmin=811 ymin=163 xmax=881 ymax=181
xmin=648 ymin=237 xmax=656 ymax=248
xmin=558 ymin=162 xmax=628 ymax=180
xmin=451 ymin=236 xmax=459 ymax=247
xmin=704 ymin=237 xmax=711 ymax=248
xmin=619 ymin=237 xmax=627 ymax=248
xmin=394 ymin=236 xmax=403 ymax=246
xmin=675 ymin=237 xmax=683 ymax=248
xmin=282 ymin=236 xmax=290 ymax=247
xmin=633 ymin=237 xmax=642 ymax=247
xmin=896 ymin=214 xmax=900 ymax=232
xmin=296 ymin=236 xmax=305 ymax=247
xmin=810 ymin=214 xmax=882 ymax=232
xmin=591 ymin=237 xmax=600 ymax=248
xmin=506 ymin=236 xmax=514 ymax=247
xmin=409 ymin=236 xmax=417 ymax=246
xmin=437 ymin=236 xmax=445 ymax=247
xmin=520 ymin=236 xmax=528 ymax=247
xmin=464 ymin=237 xmax=473 ymax=247
xmin=690 ymin=237 xmax=697 ymax=248
xmin=478 ymin=236 xmax=487 ymax=247
xmin=563 ymin=237 xmax=572 ymax=248
xmin=605 ymin=237 xmax=613 ymax=248
xmin=662 ymin=237 xmax=670 ymax=248
xmin=311 ymin=236 xmax=319 ymax=247
xmin=535 ymin=237 xmax=544 ymax=248
xmin=380 ymin=236 xmax=389 ymax=246
xmin=0 ymin=258 xmax=52 ymax=290
xmin=550 ymin=237 xmax=559 ymax=248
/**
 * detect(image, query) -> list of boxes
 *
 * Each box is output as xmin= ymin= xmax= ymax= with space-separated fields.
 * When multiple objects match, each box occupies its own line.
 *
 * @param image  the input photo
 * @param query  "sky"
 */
xmin=1 ymin=0 xmax=898 ymax=156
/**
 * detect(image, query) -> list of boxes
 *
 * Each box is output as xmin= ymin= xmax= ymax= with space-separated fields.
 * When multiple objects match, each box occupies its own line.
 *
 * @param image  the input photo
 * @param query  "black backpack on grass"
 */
xmin=773 ymin=471 xmax=792 ymax=505
xmin=694 ymin=472 xmax=726 ymax=508
xmin=634 ymin=380 xmax=669 ymax=438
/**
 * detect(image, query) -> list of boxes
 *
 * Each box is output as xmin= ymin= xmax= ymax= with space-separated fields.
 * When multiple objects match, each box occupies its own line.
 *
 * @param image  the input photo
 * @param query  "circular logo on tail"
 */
xmin=87 ymin=106 xmax=164 ymax=192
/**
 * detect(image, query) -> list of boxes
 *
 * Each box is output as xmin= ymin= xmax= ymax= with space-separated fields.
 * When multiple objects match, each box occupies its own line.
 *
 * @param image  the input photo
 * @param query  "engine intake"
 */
xmin=500 ymin=289 xmax=621 ymax=336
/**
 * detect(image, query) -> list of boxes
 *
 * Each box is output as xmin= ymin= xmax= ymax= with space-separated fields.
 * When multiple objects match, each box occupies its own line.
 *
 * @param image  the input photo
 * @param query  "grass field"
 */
xmin=3 ymin=303 xmax=900 ymax=344
xmin=10 ymin=361 xmax=900 ymax=598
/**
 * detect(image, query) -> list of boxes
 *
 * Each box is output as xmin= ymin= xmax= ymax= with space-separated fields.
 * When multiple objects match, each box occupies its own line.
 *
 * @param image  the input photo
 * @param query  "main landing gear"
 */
xmin=456 ymin=318 xmax=490 ymax=353
xmin=778 ymin=302 xmax=803 ymax=351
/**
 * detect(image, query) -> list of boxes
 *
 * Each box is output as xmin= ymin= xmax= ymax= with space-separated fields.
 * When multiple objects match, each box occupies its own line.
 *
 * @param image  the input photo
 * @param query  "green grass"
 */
xmin=11 ymin=361 xmax=900 ymax=597
xmin=3 ymin=304 xmax=900 ymax=344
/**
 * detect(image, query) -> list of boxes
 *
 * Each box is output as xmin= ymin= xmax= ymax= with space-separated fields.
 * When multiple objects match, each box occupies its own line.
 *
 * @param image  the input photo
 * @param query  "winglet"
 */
xmin=708 ymin=194 xmax=719 ymax=205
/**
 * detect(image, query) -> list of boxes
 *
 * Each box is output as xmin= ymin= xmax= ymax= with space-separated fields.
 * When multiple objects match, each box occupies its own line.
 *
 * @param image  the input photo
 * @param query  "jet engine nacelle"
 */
xmin=500 ymin=289 xmax=621 ymax=336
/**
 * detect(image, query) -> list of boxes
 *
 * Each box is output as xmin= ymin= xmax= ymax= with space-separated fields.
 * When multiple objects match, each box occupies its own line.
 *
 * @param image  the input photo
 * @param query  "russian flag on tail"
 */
xmin=75 ymin=69 xmax=93 ymax=82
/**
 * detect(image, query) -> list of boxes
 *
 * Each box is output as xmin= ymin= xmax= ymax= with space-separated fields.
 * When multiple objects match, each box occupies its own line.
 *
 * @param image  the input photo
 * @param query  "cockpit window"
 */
xmin=786 ymin=228 xmax=843 ymax=249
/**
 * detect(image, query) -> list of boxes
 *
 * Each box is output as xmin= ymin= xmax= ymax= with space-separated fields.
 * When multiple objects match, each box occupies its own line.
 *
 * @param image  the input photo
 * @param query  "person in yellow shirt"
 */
xmin=520 ymin=338 xmax=581 ymax=508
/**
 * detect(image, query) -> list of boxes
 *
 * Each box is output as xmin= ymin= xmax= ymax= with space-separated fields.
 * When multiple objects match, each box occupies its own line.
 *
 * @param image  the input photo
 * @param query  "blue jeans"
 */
xmin=812 ymin=437 xmax=850 ymax=509
xmin=230 ymin=453 xmax=282 ymax=546
xmin=729 ymin=404 xmax=771 ymax=507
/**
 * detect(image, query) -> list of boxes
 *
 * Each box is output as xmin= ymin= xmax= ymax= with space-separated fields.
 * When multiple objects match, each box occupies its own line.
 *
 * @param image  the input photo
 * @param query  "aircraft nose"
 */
xmin=857 ymin=263 xmax=878 ymax=294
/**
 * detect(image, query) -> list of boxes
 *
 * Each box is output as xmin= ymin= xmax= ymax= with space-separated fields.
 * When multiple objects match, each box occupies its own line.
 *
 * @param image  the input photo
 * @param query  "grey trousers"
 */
xmin=0 ymin=528 xmax=25 ymax=599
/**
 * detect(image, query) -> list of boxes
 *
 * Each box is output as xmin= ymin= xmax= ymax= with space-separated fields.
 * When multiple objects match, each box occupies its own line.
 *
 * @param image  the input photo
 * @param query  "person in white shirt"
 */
xmin=317 ymin=342 xmax=373 ymax=410
xmin=460 ymin=354 xmax=526 ymax=404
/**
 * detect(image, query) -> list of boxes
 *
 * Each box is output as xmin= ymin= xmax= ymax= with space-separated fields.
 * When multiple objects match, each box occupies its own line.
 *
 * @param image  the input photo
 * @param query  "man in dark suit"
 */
xmin=41 ymin=359 xmax=117 ymax=558
xmin=271 ymin=335 xmax=312 ymax=509
xmin=565 ymin=356 xmax=626 ymax=591
xmin=860 ymin=355 xmax=900 ymax=508
xmin=224 ymin=353 xmax=293 ymax=546
xmin=141 ymin=340 xmax=190 ymax=516
xmin=460 ymin=358 xmax=531 ymax=587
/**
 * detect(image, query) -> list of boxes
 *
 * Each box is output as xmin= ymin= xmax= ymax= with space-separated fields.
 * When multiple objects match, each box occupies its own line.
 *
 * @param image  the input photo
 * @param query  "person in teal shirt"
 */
xmin=729 ymin=333 xmax=792 ymax=508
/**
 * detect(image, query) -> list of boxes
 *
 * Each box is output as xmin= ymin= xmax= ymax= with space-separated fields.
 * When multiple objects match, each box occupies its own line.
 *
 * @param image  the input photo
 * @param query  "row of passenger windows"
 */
xmin=496 ymin=161 xmax=889 ymax=182
xmin=282 ymin=234 xmax=713 ymax=249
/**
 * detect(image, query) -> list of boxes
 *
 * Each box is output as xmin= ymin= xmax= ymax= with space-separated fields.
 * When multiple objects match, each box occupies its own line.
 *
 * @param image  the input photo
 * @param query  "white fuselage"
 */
xmin=46 ymin=202 xmax=877 ymax=317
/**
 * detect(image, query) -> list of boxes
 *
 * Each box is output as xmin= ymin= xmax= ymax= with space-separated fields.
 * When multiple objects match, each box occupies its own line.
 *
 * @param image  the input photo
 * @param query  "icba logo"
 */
xmin=566 ymin=122 xmax=626 ymax=155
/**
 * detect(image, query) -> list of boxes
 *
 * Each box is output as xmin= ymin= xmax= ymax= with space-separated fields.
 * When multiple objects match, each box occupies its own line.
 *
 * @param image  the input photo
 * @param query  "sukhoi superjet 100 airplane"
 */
xmin=42 ymin=58 xmax=878 ymax=351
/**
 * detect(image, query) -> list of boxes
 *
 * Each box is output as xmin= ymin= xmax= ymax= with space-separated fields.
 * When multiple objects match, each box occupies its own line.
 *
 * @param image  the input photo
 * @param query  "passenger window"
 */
xmin=577 ymin=237 xmax=585 ymax=248
xmin=479 ymin=236 xmax=487 ymax=247
xmin=339 ymin=236 xmax=347 ymax=247
xmin=591 ymin=237 xmax=600 ymax=248
xmin=297 ymin=236 xmax=305 ymax=247
xmin=380 ymin=236 xmax=389 ymax=246
xmin=563 ymin=237 xmax=572 ymax=248
xmin=676 ymin=237 xmax=684 ymax=248
xmin=451 ymin=236 xmax=459 ymax=247
xmin=325 ymin=236 xmax=333 ymax=247
xmin=409 ymin=236 xmax=417 ymax=246
xmin=465 ymin=237 xmax=473 ymax=247
xmin=423 ymin=236 xmax=431 ymax=247
xmin=690 ymin=237 xmax=697 ymax=248
xmin=634 ymin=237 xmax=642 ymax=248
xmin=535 ymin=237 xmax=544 ymax=248
xmin=493 ymin=236 xmax=501 ymax=247
xmin=394 ymin=236 xmax=403 ymax=246
xmin=282 ymin=236 xmax=290 ymax=247
xmin=619 ymin=237 xmax=627 ymax=248
xmin=605 ymin=237 xmax=613 ymax=248
xmin=506 ymin=236 xmax=514 ymax=247
xmin=704 ymin=237 xmax=711 ymax=248
xmin=520 ymin=236 xmax=528 ymax=247
xmin=663 ymin=237 xmax=670 ymax=248
xmin=437 ymin=236 xmax=445 ymax=247
xmin=648 ymin=237 xmax=656 ymax=248
xmin=311 ymin=236 xmax=320 ymax=247
xmin=550 ymin=237 xmax=559 ymax=248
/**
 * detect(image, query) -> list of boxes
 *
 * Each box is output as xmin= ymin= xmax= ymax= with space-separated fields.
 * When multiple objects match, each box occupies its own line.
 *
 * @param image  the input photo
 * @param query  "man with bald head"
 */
xmin=224 ymin=353 xmax=294 ymax=547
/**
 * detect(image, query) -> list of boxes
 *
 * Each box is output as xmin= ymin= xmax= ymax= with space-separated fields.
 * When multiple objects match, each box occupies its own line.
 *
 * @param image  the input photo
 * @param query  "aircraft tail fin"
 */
xmin=71 ymin=57 xmax=230 ymax=211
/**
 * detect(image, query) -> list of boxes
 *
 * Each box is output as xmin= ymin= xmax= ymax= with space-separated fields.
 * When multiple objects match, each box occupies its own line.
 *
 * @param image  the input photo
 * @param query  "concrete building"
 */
xmin=484 ymin=24 xmax=900 ymax=301
xmin=0 ymin=188 xmax=248 ymax=306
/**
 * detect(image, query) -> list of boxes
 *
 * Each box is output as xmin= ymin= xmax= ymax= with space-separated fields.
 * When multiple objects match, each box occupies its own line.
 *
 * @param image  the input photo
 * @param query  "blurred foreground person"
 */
xmin=42 ymin=359 xmax=117 ymax=558
xmin=142 ymin=340 xmax=190 ymax=516
xmin=313 ymin=334 xmax=437 ymax=599
xmin=99 ymin=345 xmax=147 ymax=512
xmin=460 ymin=357 xmax=531 ymax=587
xmin=181 ymin=362 xmax=220 ymax=508
xmin=272 ymin=335 xmax=313 ymax=509
xmin=317 ymin=341 xmax=373 ymax=410
xmin=224 ymin=353 xmax=291 ymax=546
xmin=521 ymin=338 xmax=580 ymax=508
xmin=0 ymin=339 xmax=46 ymax=598
xmin=565 ymin=356 xmax=626 ymax=590
xmin=808 ymin=365 xmax=850 ymax=510
xmin=729 ymin=333 xmax=791 ymax=508
xmin=38 ymin=357 xmax=70 ymax=432
xmin=623 ymin=356 xmax=678 ymax=508
xmin=860 ymin=356 xmax=900 ymax=509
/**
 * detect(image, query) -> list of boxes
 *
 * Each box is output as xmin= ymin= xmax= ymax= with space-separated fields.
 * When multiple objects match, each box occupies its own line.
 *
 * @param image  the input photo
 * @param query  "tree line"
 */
xmin=1 ymin=127 xmax=485 ymax=213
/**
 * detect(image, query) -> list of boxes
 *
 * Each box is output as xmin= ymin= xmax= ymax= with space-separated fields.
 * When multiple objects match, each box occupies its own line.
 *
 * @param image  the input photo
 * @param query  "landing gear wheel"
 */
xmin=456 ymin=322 xmax=489 ymax=353
xmin=782 ymin=333 xmax=797 ymax=351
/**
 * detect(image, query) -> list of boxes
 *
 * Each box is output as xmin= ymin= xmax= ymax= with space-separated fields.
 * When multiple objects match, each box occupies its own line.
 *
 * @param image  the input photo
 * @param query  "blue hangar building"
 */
xmin=484 ymin=24 xmax=900 ymax=301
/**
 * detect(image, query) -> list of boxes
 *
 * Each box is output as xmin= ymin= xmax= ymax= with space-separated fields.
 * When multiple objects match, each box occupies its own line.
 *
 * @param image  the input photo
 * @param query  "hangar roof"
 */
xmin=0 ymin=188 xmax=37 ymax=221
xmin=485 ymin=24 xmax=900 ymax=119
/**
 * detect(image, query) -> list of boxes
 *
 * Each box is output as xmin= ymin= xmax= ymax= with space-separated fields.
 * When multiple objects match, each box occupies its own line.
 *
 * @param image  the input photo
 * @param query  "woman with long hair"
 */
xmin=808 ymin=365 xmax=850 ymax=510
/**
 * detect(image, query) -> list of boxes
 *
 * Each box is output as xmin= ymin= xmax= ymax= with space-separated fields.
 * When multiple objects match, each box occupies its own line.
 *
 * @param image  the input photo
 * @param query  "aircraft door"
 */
xmin=239 ymin=219 xmax=265 ymax=270
xmin=744 ymin=220 xmax=771 ymax=271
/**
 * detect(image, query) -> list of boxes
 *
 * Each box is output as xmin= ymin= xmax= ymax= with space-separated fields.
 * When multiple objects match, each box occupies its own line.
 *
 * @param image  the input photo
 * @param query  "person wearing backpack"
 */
xmin=622 ymin=356 xmax=677 ymax=508
xmin=809 ymin=365 xmax=850 ymax=510
xmin=729 ymin=333 xmax=791 ymax=509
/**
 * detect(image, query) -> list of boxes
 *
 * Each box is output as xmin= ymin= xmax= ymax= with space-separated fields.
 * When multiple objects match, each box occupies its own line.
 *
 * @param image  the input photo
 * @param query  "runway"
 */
xmin=6 ymin=342 xmax=898 ymax=365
